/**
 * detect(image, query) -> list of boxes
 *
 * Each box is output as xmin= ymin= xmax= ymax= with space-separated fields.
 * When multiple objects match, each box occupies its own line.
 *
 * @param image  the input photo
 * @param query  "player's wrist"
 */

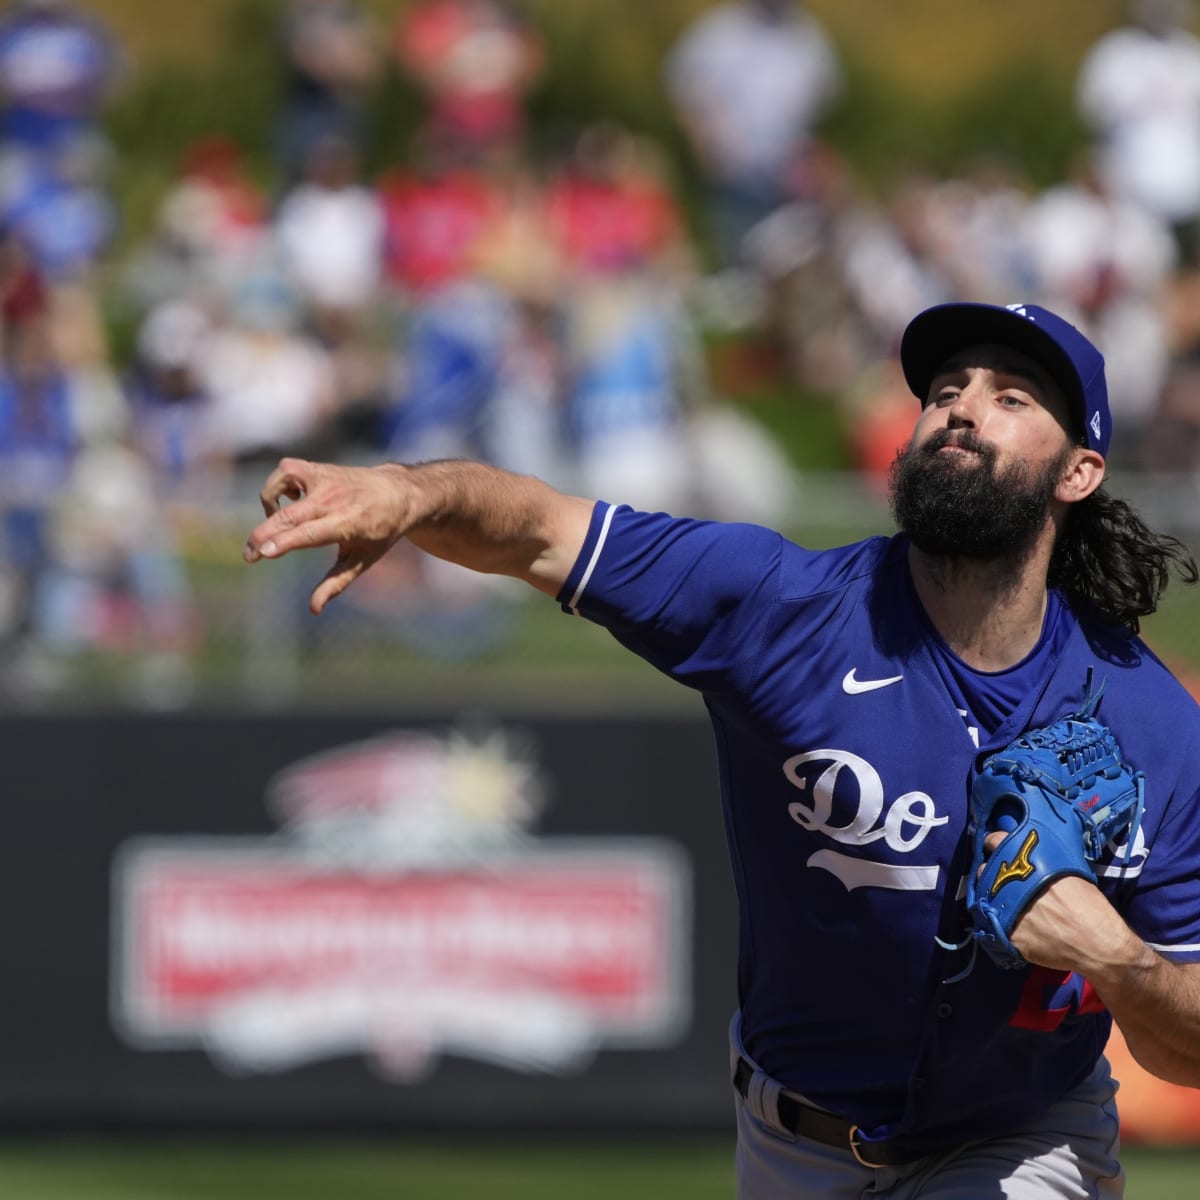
xmin=1068 ymin=918 xmax=1157 ymax=990
xmin=377 ymin=461 xmax=442 ymax=530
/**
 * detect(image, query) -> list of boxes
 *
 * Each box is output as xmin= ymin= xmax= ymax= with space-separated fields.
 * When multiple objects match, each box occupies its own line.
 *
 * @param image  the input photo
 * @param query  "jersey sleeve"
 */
xmin=1123 ymin=782 xmax=1200 ymax=964
xmin=556 ymin=502 xmax=785 ymax=692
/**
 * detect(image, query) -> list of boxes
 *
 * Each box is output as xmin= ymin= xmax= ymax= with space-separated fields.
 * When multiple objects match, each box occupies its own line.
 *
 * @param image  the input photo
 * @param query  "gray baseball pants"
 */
xmin=731 ymin=1018 xmax=1124 ymax=1198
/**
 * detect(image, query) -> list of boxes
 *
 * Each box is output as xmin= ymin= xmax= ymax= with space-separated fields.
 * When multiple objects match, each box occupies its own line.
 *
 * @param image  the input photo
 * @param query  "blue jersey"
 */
xmin=558 ymin=503 xmax=1200 ymax=1155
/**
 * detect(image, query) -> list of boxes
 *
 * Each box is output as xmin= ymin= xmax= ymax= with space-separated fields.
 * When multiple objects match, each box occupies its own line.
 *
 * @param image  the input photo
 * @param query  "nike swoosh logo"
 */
xmin=842 ymin=669 xmax=903 ymax=695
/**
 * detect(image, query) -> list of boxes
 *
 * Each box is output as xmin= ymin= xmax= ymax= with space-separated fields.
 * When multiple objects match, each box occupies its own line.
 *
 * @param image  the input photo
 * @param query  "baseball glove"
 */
xmin=964 ymin=711 xmax=1145 ymax=971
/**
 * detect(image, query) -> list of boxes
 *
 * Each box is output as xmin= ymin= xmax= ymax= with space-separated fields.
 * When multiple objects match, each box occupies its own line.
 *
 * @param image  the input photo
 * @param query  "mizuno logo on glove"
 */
xmin=990 ymin=830 xmax=1038 ymax=896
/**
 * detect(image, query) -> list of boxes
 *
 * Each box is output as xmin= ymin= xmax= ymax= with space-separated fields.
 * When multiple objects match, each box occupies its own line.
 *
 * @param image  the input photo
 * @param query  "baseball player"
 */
xmin=244 ymin=301 xmax=1200 ymax=1198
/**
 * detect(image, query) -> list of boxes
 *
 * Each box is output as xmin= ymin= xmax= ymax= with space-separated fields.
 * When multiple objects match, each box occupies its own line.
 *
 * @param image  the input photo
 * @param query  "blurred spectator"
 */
xmin=126 ymin=298 xmax=225 ymax=495
xmin=200 ymin=265 xmax=338 ymax=471
xmin=0 ymin=0 xmax=122 ymax=167
xmin=664 ymin=0 xmax=841 ymax=269
xmin=735 ymin=139 xmax=865 ymax=388
xmin=1022 ymin=150 xmax=1177 ymax=460
xmin=38 ymin=432 xmax=199 ymax=706
xmin=0 ymin=1 xmax=121 ymax=402
xmin=50 ymin=284 xmax=125 ymax=448
xmin=274 ymin=131 xmax=385 ymax=337
xmin=276 ymin=0 xmax=380 ymax=186
xmin=842 ymin=358 xmax=920 ymax=491
xmin=120 ymin=135 xmax=269 ymax=313
xmin=371 ymin=227 xmax=554 ymax=659
xmin=392 ymin=0 xmax=544 ymax=165
xmin=381 ymin=277 xmax=518 ymax=466
xmin=365 ymin=278 xmax=538 ymax=659
xmin=916 ymin=157 xmax=1036 ymax=304
xmin=1139 ymin=350 xmax=1200 ymax=471
xmin=1077 ymin=0 xmax=1200 ymax=255
xmin=0 ymin=307 xmax=78 ymax=683
xmin=0 ymin=137 xmax=113 ymax=283
xmin=545 ymin=122 xmax=691 ymax=281
xmin=837 ymin=170 xmax=955 ymax=358
xmin=274 ymin=131 xmax=388 ymax=450
xmin=561 ymin=287 xmax=692 ymax=514
xmin=171 ymin=136 xmax=268 ymax=265
xmin=378 ymin=138 xmax=504 ymax=301
xmin=382 ymin=156 xmax=561 ymax=474
xmin=0 ymin=215 xmax=44 ymax=348
xmin=371 ymin=157 xmax=560 ymax=659
xmin=545 ymin=124 xmax=697 ymax=513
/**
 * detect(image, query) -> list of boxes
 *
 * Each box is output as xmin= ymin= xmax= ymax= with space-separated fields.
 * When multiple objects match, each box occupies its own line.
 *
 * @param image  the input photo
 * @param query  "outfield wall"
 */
xmin=0 ymin=708 xmax=1196 ymax=1142
xmin=0 ymin=709 xmax=737 ymax=1132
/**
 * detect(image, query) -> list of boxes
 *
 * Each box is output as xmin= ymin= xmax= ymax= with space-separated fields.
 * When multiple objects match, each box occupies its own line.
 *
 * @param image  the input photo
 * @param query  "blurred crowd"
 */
xmin=679 ymin=0 xmax=1200 ymax=486
xmin=3 ymin=0 xmax=1200 ymax=701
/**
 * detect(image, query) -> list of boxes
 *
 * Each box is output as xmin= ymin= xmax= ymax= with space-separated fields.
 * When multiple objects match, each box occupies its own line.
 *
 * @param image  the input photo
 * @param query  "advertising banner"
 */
xmin=0 ymin=708 xmax=1194 ymax=1141
xmin=0 ymin=709 xmax=736 ymax=1131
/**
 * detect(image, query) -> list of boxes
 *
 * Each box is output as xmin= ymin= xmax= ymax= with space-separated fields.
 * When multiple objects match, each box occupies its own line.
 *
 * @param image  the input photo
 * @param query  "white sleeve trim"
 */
xmin=566 ymin=503 xmax=617 ymax=615
xmin=1146 ymin=941 xmax=1200 ymax=956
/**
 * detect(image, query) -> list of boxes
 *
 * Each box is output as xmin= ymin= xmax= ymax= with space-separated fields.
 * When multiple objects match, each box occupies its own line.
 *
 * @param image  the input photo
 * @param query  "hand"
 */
xmin=979 ymin=832 xmax=1142 ymax=975
xmin=243 ymin=457 xmax=412 ymax=613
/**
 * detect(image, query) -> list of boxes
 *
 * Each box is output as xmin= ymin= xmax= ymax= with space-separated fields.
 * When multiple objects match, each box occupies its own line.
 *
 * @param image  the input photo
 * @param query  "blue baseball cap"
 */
xmin=899 ymin=302 xmax=1111 ymax=458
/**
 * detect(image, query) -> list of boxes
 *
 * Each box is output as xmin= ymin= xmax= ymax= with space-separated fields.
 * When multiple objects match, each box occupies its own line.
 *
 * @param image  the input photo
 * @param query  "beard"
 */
xmin=888 ymin=428 xmax=1072 ymax=562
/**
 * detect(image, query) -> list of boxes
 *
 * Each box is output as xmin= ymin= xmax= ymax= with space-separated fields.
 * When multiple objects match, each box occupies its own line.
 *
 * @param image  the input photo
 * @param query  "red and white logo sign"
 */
xmin=111 ymin=729 xmax=691 ymax=1079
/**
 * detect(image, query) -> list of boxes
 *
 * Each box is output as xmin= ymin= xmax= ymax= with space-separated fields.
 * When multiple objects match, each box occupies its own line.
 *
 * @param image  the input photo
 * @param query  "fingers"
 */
xmin=310 ymin=554 xmax=369 ymax=614
xmin=245 ymin=459 xmax=348 ymax=563
xmin=244 ymin=507 xmax=352 ymax=563
xmin=243 ymin=459 xmax=397 ymax=611
xmin=259 ymin=457 xmax=314 ymax=517
xmin=246 ymin=459 xmax=318 ymax=561
xmin=975 ymin=830 xmax=1009 ymax=880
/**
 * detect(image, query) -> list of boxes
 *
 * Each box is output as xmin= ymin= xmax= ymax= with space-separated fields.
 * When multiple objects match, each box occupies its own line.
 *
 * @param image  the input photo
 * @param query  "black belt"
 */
xmin=732 ymin=1056 xmax=920 ymax=1169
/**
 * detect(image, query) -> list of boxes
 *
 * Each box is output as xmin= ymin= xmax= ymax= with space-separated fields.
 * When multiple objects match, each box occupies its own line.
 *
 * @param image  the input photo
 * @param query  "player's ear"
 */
xmin=1056 ymin=446 xmax=1105 ymax=504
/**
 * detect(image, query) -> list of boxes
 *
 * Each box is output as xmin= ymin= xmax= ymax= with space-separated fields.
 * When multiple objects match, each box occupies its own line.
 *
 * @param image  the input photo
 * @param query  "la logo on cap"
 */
xmin=1091 ymin=412 xmax=1102 ymax=442
xmin=1006 ymin=303 xmax=1030 ymax=318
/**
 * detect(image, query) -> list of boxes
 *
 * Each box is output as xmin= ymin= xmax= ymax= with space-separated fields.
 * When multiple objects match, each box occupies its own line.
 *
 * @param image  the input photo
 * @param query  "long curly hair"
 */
xmin=1049 ymin=488 xmax=1199 ymax=633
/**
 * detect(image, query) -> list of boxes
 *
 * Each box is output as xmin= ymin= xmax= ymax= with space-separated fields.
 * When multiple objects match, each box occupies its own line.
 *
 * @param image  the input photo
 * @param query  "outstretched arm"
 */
xmin=243 ymin=457 xmax=595 ymax=613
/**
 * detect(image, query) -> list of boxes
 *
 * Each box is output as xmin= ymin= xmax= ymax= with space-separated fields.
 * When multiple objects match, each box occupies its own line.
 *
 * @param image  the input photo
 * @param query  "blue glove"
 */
xmin=966 ymin=714 xmax=1145 ymax=970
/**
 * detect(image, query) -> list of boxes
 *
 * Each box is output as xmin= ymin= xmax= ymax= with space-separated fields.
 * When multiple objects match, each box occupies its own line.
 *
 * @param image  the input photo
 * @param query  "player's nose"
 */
xmin=946 ymin=381 xmax=986 ymax=428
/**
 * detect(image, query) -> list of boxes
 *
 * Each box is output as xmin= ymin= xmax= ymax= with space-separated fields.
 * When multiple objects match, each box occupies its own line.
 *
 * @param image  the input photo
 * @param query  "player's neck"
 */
xmin=908 ymin=543 xmax=1052 ymax=672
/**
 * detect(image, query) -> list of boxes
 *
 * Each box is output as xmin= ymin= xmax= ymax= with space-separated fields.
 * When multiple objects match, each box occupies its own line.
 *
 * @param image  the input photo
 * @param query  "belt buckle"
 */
xmin=848 ymin=1124 xmax=880 ymax=1169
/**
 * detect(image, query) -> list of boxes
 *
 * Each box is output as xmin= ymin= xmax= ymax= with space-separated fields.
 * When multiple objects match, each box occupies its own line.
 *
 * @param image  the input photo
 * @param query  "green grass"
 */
xmin=0 ymin=1138 xmax=736 ymax=1200
xmin=1137 ymin=584 xmax=1200 ymax=673
xmin=1123 ymin=1148 xmax=1200 ymax=1198
xmin=0 ymin=1138 xmax=1192 ymax=1199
